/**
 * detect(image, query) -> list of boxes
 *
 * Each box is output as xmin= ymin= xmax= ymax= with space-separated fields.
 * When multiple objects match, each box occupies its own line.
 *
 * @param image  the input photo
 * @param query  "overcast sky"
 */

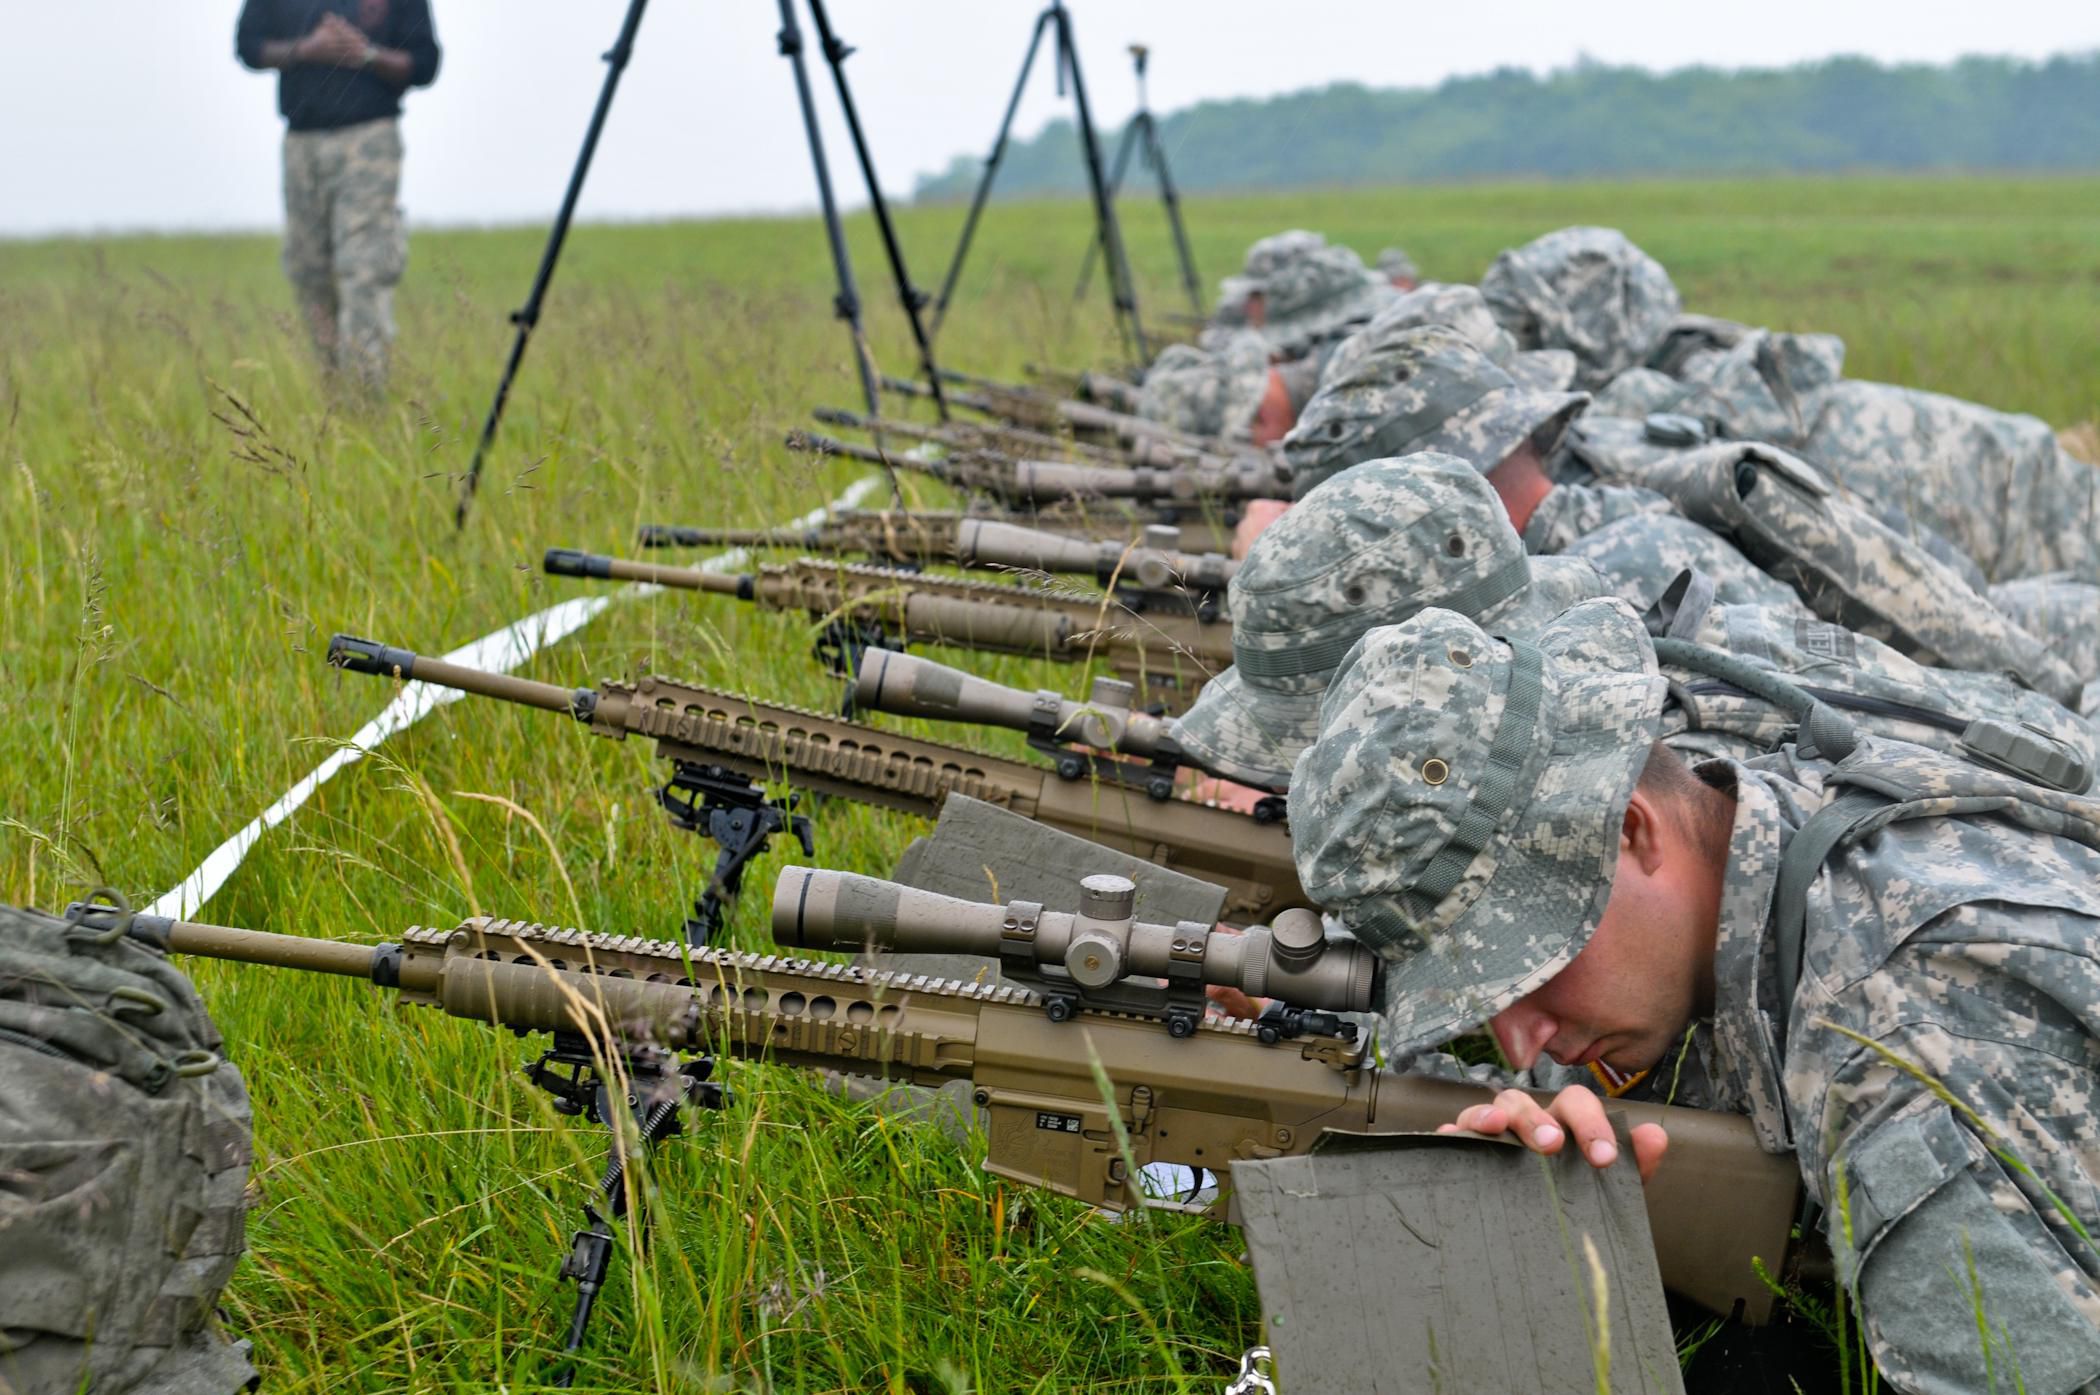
xmin=6 ymin=1 xmax=2096 ymax=238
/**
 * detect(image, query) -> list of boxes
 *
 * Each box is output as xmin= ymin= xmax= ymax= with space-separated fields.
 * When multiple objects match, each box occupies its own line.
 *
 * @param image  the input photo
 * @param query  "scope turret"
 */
xmin=772 ymin=867 xmax=1375 ymax=1028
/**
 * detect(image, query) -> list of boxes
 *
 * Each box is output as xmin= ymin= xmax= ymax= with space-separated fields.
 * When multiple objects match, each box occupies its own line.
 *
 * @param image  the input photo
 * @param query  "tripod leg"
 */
xmin=929 ymin=8 xmax=1054 ymax=339
xmin=804 ymin=0 xmax=951 ymax=423
xmin=1141 ymin=112 xmax=1204 ymax=316
xmin=456 ymin=0 xmax=649 ymax=530
xmin=1073 ymin=119 xmax=1141 ymax=304
xmin=1053 ymin=3 xmax=1149 ymax=363
xmin=777 ymin=0 xmax=892 ymax=503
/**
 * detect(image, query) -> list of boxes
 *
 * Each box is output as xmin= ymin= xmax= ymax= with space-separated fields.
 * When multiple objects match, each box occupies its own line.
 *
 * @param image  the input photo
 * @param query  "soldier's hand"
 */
xmin=299 ymin=13 xmax=370 ymax=65
xmin=1435 ymin=1085 xmax=1669 ymax=1184
xmin=1204 ymin=982 xmax=1268 ymax=1021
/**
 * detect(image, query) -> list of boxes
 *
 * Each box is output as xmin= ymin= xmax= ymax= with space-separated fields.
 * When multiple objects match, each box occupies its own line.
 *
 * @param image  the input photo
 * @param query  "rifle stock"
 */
xmin=784 ymin=430 xmax=1289 ymax=508
xmin=122 ymin=882 xmax=1800 ymax=1325
xmin=326 ymin=636 xmax=1298 ymax=923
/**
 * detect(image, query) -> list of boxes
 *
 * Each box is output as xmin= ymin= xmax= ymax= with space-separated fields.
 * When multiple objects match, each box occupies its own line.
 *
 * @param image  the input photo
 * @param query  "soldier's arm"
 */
xmin=235 ymin=0 xmax=305 ymax=70
xmin=378 ymin=0 xmax=442 ymax=89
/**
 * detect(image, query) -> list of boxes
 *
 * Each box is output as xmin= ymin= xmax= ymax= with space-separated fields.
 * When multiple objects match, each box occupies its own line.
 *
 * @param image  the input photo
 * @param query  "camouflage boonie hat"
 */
xmin=1211 ymin=276 xmax=1255 ymax=328
xmin=1243 ymin=228 xmax=1328 ymax=280
xmin=1292 ymin=598 xmax=1667 ymax=1055
xmin=1136 ymin=332 xmax=1272 ymax=437
xmin=1480 ymin=227 xmax=1683 ymax=390
xmin=1259 ymin=245 xmax=1398 ymax=352
xmin=1321 ymin=283 xmax=1577 ymax=397
xmin=1377 ymin=246 xmax=1420 ymax=282
xmin=1282 ymin=325 xmax=1589 ymax=497
xmin=1170 ymin=455 xmax=1603 ymax=790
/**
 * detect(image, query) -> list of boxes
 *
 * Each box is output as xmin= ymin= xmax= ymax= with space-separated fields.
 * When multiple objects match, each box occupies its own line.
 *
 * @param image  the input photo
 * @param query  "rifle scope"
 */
xmin=773 ymin=867 xmax=1374 ymax=1013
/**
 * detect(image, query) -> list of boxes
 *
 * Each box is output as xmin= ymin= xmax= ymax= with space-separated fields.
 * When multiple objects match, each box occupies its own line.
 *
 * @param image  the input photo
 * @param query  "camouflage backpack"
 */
xmin=0 ymin=896 xmax=256 ymax=1395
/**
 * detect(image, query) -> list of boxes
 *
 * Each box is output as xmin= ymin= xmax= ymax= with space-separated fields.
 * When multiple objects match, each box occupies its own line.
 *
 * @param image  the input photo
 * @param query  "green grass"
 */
xmin=4 ymin=175 xmax=2098 ymax=1391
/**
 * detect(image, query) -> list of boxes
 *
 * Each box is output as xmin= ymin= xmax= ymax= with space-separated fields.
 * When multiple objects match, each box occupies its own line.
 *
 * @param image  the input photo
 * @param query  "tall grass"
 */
xmin=3 ymin=176 xmax=2097 ymax=1391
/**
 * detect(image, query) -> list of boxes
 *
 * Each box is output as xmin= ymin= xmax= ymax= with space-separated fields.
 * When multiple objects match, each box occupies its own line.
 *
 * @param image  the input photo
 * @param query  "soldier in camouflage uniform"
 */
xmin=1318 ymin=282 xmax=1578 ymax=396
xmin=1292 ymin=600 xmax=2100 ymax=1392
xmin=1 ymin=899 xmax=256 ymax=1394
xmin=1478 ymin=226 xmax=1682 ymax=391
xmin=1134 ymin=331 xmax=1273 ymax=441
xmin=1173 ymin=453 xmax=2096 ymax=797
xmin=1172 ymin=454 xmax=1613 ymax=790
xmin=1375 ymin=247 xmax=1419 ymax=289
xmin=1283 ymin=324 xmax=1806 ymax=612
xmin=1248 ymin=244 xmax=1399 ymax=359
xmin=237 ymin=0 xmax=442 ymax=390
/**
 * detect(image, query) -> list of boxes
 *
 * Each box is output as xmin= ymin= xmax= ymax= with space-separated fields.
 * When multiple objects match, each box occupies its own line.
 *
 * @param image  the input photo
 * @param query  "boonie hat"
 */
xmin=1283 ymin=325 xmax=1588 ymax=498
xmin=1321 ymin=283 xmax=1578 ymax=396
xmin=1169 ymin=454 xmax=1608 ymax=790
xmin=1290 ymin=598 xmax=1667 ymax=1054
xmin=1480 ymin=227 xmax=1682 ymax=390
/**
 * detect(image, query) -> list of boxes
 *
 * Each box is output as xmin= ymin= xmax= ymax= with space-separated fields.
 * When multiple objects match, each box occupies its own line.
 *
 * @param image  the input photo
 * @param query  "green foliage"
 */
xmin=2 ymin=178 xmax=2097 ymax=1390
xmin=913 ymin=52 xmax=2100 ymax=201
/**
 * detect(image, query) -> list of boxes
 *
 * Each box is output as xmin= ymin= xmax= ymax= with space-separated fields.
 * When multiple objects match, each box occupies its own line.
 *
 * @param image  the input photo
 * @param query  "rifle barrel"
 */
xmin=327 ymin=634 xmax=590 ymax=716
xmin=544 ymin=548 xmax=744 ymax=595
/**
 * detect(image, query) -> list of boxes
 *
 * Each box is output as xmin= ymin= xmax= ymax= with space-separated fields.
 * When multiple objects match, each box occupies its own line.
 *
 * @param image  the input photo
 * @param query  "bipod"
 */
xmin=1074 ymin=44 xmax=1201 ymax=317
xmin=455 ymin=0 xmax=649 ymax=530
xmin=656 ymin=763 xmax=815 ymax=943
xmin=929 ymin=1 xmax=1148 ymax=363
xmin=815 ymin=616 xmax=906 ymax=719
xmin=527 ymin=1036 xmax=728 ymax=1387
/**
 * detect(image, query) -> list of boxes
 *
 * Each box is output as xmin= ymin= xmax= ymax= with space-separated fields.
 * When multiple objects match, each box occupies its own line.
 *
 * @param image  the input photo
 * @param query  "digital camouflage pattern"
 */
xmin=1524 ymin=480 xmax=1814 ymax=614
xmin=1290 ymin=599 xmax=1666 ymax=1054
xmin=1702 ymin=741 xmax=2100 ymax=1392
xmin=1281 ymin=325 xmax=1587 ymax=497
xmin=1990 ymin=574 xmax=2100 ymax=690
xmin=1255 ymin=244 xmax=1399 ymax=357
xmin=1133 ymin=331 xmax=1271 ymax=438
xmin=1795 ymin=379 xmax=2100 ymax=583
xmin=1633 ymin=441 xmax=2086 ymax=706
xmin=281 ymin=115 xmax=405 ymax=389
xmin=1665 ymin=328 xmax=1848 ymax=447
xmin=1317 ymin=282 xmax=1577 ymax=396
xmin=1242 ymin=228 xmax=1327 ymax=281
xmin=1375 ymin=246 xmax=1419 ymax=283
xmin=1644 ymin=311 xmax=1755 ymax=379
xmin=1588 ymin=370 xmax=1690 ymax=421
xmin=1171 ymin=454 xmax=1610 ymax=789
xmin=1479 ymin=227 xmax=1683 ymax=391
xmin=0 ymin=901 xmax=256 ymax=1395
xmin=1647 ymin=592 xmax=2099 ymax=776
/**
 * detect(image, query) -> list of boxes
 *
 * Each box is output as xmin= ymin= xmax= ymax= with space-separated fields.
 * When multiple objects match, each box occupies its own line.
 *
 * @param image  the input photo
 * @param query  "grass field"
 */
xmin=4 ymin=175 xmax=2098 ymax=1392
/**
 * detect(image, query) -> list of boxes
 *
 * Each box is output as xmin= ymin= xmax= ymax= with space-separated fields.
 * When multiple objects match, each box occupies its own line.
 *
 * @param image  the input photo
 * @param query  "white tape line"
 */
xmin=147 ymin=474 xmax=886 ymax=921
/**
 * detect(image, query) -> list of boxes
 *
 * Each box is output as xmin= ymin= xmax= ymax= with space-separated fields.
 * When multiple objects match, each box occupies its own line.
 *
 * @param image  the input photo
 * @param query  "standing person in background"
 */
xmin=236 ymin=1 xmax=440 ymax=392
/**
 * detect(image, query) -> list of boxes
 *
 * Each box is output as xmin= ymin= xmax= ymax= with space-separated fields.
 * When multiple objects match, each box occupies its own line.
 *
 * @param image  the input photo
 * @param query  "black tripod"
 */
xmin=928 ymin=0 xmax=1149 ymax=366
xmin=455 ymin=0 xmax=944 ymax=528
xmin=1074 ymin=45 xmax=1201 ymax=317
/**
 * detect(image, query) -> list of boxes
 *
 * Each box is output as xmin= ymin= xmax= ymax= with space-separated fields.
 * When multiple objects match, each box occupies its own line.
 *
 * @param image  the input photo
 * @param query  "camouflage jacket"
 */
xmin=1701 ymin=746 xmax=2100 ymax=1392
xmin=1522 ymin=481 xmax=1811 ymax=614
xmin=1797 ymin=380 xmax=2100 ymax=584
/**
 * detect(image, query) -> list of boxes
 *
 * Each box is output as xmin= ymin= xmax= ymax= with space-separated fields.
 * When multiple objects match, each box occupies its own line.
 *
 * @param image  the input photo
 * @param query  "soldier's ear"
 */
xmin=1618 ymin=787 xmax=1670 ymax=877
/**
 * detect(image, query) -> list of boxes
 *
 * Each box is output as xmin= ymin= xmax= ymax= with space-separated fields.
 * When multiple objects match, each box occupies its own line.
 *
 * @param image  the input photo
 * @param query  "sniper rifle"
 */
xmin=81 ymin=867 xmax=1801 ymax=1340
xmin=784 ymin=430 xmax=1292 ymax=511
xmin=539 ymin=549 xmax=1232 ymax=706
xmin=637 ymin=508 xmax=1239 ymax=568
xmin=636 ymin=513 xmax=1236 ymax=621
xmin=881 ymin=373 xmax=1212 ymax=453
xmin=325 ymin=636 xmax=1299 ymax=928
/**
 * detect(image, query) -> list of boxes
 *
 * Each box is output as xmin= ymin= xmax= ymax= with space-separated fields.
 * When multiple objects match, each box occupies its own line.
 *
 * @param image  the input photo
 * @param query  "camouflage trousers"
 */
xmin=281 ymin=117 xmax=405 ymax=389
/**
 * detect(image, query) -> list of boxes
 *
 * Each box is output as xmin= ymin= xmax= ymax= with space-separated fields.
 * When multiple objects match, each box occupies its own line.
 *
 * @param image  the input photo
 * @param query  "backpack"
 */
xmin=0 ymin=895 xmax=257 ymax=1395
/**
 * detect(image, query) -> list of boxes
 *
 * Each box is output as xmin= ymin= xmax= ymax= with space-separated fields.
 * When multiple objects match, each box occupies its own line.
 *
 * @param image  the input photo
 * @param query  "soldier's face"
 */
xmin=1487 ymin=789 xmax=1719 ymax=1074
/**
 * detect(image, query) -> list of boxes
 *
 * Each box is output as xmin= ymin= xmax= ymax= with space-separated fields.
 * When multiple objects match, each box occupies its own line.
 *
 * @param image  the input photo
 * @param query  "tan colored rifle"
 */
xmin=539 ymin=549 xmax=1232 ymax=705
xmin=637 ymin=508 xmax=1240 ymax=568
xmin=96 ymin=868 xmax=1800 ymax=1327
xmin=784 ymin=430 xmax=1292 ymax=509
xmin=635 ymin=513 xmax=1236 ymax=619
xmin=325 ymin=637 xmax=1297 ymax=925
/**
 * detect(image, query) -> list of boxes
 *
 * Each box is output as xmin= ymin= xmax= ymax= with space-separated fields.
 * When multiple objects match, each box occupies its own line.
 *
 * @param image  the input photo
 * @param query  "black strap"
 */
xmin=1769 ymin=787 xmax=1892 ymax=1043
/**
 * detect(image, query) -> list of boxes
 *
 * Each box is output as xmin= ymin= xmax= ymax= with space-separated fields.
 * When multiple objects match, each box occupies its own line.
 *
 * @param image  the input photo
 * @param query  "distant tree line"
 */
xmin=911 ymin=52 xmax=2100 ymax=200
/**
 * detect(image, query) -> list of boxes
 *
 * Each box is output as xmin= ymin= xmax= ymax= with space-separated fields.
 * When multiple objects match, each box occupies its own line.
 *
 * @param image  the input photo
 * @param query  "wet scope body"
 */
xmin=774 ymin=867 xmax=1376 ymax=1040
